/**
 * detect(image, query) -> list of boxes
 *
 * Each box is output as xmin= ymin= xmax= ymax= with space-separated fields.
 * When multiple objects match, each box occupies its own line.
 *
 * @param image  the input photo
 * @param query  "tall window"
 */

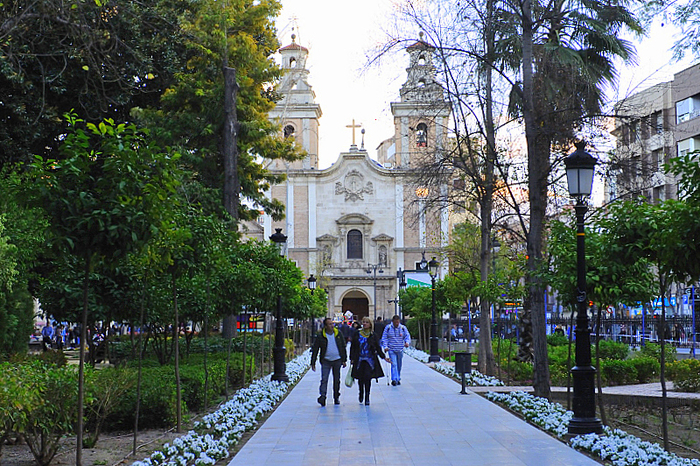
xmin=347 ymin=229 xmax=363 ymax=259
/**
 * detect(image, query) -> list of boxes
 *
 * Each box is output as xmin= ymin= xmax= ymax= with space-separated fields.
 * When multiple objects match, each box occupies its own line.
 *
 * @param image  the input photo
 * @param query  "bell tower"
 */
xmin=269 ymin=34 xmax=322 ymax=170
xmin=388 ymin=35 xmax=450 ymax=168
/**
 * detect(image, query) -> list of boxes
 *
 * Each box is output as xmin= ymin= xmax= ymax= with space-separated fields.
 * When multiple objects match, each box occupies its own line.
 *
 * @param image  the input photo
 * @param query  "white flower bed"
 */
xmin=405 ymin=346 xmax=504 ymax=386
xmin=486 ymin=390 xmax=700 ymax=466
xmin=404 ymin=346 xmax=430 ymax=362
xmin=572 ymin=428 xmax=700 ymax=466
xmin=132 ymin=351 xmax=311 ymax=466
xmin=485 ymin=390 xmax=571 ymax=437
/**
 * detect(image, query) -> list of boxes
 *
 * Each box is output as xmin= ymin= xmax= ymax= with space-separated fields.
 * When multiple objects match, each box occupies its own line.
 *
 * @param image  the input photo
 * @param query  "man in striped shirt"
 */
xmin=381 ymin=315 xmax=411 ymax=386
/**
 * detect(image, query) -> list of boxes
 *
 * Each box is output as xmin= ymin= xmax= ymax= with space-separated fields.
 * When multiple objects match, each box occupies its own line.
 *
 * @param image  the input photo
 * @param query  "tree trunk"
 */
xmin=76 ymin=256 xmax=90 ymax=466
xmin=518 ymin=0 xmax=552 ymax=400
xmin=221 ymin=65 xmax=240 ymax=340
xmin=595 ymin=305 xmax=608 ymax=425
xmin=133 ymin=279 xmax=146 ymax=456
xmin=242 ymin=316 xmax=248 ymax=385
xmin=660 ymin=274 xmax=670 ymax=451
xmin=567 ymin=310 xmax=574 ymax=410
xmin=204 ymin=279 xmax=210 ymax=411
xmin=477 ymin=0 xmax=497 ymax=379
xmin=172 ymin=269 xmax=182 ymax=433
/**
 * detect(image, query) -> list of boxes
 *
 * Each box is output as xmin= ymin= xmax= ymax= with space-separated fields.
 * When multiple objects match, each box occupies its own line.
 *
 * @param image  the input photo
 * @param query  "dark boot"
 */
xmin=359 ymin=385 xmax=364 ymax=403
xmin=364 ymin=382 xmax=371 ymax=405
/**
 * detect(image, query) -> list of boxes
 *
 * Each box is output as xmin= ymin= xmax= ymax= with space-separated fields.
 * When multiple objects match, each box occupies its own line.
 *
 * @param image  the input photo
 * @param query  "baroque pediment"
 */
xmin=336 ymin=213 xmax=373 ymax=226
xmin=316 ymin=234 xmax=338 ymax=243
xmin=371 ymin=234 xmax=394 ymax=242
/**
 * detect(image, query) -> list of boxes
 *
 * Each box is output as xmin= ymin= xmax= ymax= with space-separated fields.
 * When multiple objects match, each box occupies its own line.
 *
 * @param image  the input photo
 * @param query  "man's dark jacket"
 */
xmin=311 ymin=327 xmax=348 ymax=365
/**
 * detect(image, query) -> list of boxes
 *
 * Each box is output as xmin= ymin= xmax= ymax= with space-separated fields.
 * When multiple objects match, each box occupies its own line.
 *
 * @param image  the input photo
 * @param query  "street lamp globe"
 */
xmin=307 ymin=274 xmax=317 ymax=294
xmin=564 ymin=141 xmax=597 ymax=198
xmin=428 ymin=257 xmax=439 ymax=277
xmin=269 ymin=228 xmax=288 ymax=257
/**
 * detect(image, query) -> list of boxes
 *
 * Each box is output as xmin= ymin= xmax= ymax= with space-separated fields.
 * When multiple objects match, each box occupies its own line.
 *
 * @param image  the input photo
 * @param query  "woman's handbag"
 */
xmin=345 ymin=366 xmax=354 ymax=387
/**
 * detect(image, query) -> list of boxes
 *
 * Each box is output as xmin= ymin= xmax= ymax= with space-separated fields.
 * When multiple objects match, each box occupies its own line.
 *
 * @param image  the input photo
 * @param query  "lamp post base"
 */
xmin=271 ymin=346 xmax=289 ymax=382
xmin=567 ymin=417 xmax=603 ymax=436
xmin=428 ymin=336 xmax=440 ymax=362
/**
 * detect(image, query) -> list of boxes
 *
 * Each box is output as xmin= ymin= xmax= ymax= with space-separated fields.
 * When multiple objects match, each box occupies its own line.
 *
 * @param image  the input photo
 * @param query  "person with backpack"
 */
xmin=381 ymin=315 xmax=411 ymax=386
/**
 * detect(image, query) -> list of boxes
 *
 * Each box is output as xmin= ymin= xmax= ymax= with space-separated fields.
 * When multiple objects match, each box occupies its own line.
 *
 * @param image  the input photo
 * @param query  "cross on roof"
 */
xmin=346 ymin=119 xmax=362 ymax=146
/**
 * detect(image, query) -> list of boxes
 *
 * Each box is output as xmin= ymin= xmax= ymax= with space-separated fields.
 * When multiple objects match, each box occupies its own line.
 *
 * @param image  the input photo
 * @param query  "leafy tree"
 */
xmin=0 ymin=0 xmax=187 ymax=165
xmin=546 ymin=217 xmax=656 ymax=310
xmin=136 ymin=0 xmax=302 ymax=221
xmin=598 ymin=198 xmax=700 ymax=450
xmin=28 ymin=113 xmax=180 ymax=464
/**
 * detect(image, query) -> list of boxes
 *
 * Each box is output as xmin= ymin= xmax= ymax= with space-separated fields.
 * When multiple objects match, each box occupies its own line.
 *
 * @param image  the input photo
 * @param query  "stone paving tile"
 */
xmin=227 ymin=356 xmax=601 ymax=466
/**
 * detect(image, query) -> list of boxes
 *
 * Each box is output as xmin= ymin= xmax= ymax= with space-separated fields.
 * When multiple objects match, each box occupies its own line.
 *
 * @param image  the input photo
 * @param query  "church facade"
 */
xmin=262 ymin=35 xmax=452 ymax=321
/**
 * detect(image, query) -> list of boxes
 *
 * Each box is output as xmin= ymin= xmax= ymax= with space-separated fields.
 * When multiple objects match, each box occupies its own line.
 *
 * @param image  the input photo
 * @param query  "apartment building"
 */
xmin=610 ymin=62 xmax=700 ymax=202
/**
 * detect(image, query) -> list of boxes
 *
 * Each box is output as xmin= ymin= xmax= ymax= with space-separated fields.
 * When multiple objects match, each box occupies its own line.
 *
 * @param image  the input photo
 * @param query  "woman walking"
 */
xmin=350 ymin=316 xmax=387 ymax=405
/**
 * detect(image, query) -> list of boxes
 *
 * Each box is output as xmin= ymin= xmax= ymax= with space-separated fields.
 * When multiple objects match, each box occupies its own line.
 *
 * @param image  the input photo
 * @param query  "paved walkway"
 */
xmin=227 ymin=356 xmax=600 ymax=466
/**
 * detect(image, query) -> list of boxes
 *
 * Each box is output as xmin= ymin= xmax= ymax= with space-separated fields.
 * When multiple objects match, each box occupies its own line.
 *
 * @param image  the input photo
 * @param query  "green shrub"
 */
xmin=179 ymin=360 xmax=236 ymax=411
xmin=0 ymin=362 xmax=39 ymax=456
xmin=548 ymin=344 xmax=573 ymax=386
xmin=504 ymin=359 xmax=533 ymax=382
xmin=104 ymin=366 xmax=177 ymax=430
xmin=547 ymin=332 xmax=569 ymax=347
xmin=600 ymin=359 xmax=637 ymax=385
xmin=667 ymin=359 xmax=700 ymax=392
xmin=639 ymin=342 xmax=677 ymax=363
xmin=593 ymin=340 xmax=629 ymax=360
xmin=104 ymin=354 xmax=248 ymax=431
xmin=23 ymin=363 xmax=80 ymax=466
xmin=629 ymin=356 xmax=660 ymax=383
xmin=83 ymin=367 xmax=136 ymax=447
xmin=9 ymin=350 xmax=68 ymax=367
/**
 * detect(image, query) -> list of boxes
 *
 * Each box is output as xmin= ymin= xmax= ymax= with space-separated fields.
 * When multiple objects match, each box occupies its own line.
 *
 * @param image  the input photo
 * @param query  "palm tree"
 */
xmin=501 ymin=0 xmax=642 ymax=397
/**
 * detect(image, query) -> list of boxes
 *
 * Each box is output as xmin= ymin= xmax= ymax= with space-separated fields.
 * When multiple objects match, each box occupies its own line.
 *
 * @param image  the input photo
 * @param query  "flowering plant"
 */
xmin=486 ymin=390 xmax=700 ymax=466
xmin=405 ymin=346 xmax=504 ymax=386
xmin=132 ymin=351 xmax=311 ymax=466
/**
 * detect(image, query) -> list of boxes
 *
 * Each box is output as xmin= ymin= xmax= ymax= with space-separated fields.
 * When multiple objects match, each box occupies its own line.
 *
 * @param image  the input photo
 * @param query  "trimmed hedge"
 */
xmin=105 ymin=353 xmax=250 ymax=430
xmin=629 ymin=356 xmax=659 ymax=383
xmin=667 ymin=359 xmax=700 ymax=392
xmin=600 ymin=359 xmax=638 ymax=385
xmin=593 ymin=340 xmax=630 ymax=361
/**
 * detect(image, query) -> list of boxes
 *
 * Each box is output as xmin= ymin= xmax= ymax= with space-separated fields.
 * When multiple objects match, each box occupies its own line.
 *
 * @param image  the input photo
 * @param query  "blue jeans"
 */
xmin=388 ymin=350 xmax=404 ymax=382
xmin=319 ymin=358 xmax=342 ymax=400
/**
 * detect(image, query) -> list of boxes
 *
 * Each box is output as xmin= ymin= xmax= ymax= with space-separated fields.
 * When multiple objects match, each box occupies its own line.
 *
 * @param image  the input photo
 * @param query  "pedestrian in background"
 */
xmin=350 ymin=316 xmax=386 ymax=405
xmin=311 ymin=318 xmax=347 ymax=406
xmin=41 ymin=322 xmax=54 ymax=351
xmin=381 ymin=315 xmax=411 ymax=386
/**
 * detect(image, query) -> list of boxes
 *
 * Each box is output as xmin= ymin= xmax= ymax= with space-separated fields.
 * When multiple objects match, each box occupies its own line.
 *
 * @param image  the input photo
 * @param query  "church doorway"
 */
xmin=341 ymin=291 xmax=369 ymax=322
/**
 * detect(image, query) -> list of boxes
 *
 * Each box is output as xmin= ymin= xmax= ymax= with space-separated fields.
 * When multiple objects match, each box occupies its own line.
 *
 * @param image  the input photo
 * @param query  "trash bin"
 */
xmin=455 ymin=351 xmax=471 ymax=374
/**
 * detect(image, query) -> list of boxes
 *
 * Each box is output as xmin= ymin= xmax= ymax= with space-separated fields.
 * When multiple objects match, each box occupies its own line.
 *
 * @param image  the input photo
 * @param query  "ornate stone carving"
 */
xmin=335 ymin=170 xmax=373 ymax=202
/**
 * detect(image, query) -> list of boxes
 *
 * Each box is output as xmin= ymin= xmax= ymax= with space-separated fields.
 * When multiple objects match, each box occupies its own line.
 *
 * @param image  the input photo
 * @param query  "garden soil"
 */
xmin=2 ymin=430 xmax=184 ymax=466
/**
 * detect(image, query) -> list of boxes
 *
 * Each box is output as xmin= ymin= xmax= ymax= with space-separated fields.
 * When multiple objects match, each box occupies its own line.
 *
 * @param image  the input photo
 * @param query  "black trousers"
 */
xmin=357 ymin=360 xmax=373 ymax=400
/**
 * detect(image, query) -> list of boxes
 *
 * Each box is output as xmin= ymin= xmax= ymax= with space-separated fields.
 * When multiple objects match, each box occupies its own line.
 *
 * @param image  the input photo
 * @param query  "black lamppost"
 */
xmin=366 ymin=263 xmax=384 ymax=320
xmin=270 ymin=228 xmax=289 ymax=383
xmin=307 ymin=274 xmax=317 ymax=295
xmin=564 ymin=142 xmax=603 ymax=436
xmin=397 ymin=268 xmax=407 ymax=321
xmin=428 ymin=257 xmax=440 ymax=362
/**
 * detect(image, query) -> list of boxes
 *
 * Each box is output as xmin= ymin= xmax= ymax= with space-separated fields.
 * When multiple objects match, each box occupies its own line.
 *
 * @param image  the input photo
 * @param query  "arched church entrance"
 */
xmin=341 ymin=290 xmax=369 ymax=322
